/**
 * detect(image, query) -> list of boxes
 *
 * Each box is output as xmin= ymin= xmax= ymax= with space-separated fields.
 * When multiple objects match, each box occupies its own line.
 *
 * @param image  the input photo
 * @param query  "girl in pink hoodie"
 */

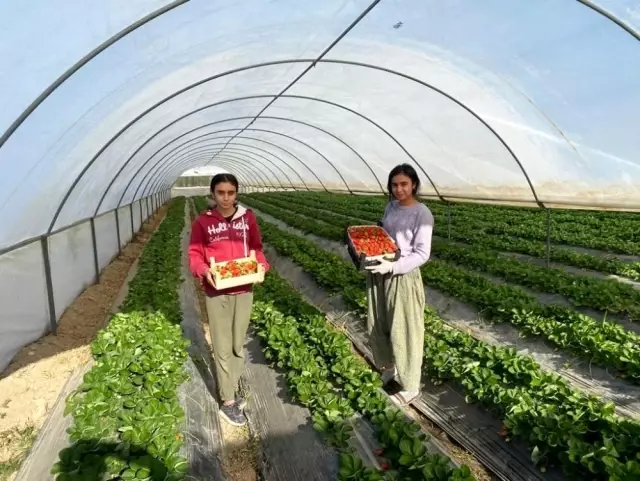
xmin=188 ymin=173 xmax=269 ymax=426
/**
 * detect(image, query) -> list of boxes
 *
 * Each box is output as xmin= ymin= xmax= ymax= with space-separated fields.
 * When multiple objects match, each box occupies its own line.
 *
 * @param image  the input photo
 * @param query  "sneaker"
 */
xmin=235 ymin=394 xmax=247 ymax=410
xmin=380 ymin=366 xmax=397 ymax=385
xmin=219 ymin=403 xmax=247 ymax=427
xmin=390 ymin=390 xmax=419 ymax=407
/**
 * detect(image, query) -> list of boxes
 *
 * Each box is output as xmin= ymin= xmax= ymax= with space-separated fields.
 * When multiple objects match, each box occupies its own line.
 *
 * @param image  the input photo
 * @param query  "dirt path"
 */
xmin=187 ymin=200 xmax=260 ymax=481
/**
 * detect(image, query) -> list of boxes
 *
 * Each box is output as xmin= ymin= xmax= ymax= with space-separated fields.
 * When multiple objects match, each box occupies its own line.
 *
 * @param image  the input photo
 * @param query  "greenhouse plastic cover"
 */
xmin=0 ymin=0 xmax=639 ymax=369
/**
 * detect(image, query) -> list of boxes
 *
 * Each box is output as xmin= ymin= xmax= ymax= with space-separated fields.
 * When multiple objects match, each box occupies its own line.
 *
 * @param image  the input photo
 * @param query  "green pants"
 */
xmin=366 ymin=268 xmax=425 ymax=392
xmin=205 ymin=292 xmax=254 ymax=402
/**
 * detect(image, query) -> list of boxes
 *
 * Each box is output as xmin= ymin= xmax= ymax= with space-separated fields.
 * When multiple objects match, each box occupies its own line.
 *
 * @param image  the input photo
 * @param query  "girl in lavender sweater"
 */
xmin=364 ymin=164 xmax=434 ymax=406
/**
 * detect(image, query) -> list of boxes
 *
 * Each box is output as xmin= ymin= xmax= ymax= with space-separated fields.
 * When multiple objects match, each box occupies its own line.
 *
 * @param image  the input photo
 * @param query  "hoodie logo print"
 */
xmin=207 ymin=220 xmax=249 ymax=236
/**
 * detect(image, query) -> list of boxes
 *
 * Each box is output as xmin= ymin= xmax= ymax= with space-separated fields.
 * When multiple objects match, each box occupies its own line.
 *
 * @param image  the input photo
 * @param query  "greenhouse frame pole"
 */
xmin=115 ymin=209 xmax=121 ymax=255
xmin=139 ymin=201 xmax=143 ymax=227
xmin=546 ymin=210 xmax=552 ymax=268
xmin=90 ymin=218 xmax=100 ymax=284
xmin=40 ymin=236 xmax=57 ymax=335
xmin=130 ymin=203 xmax=135 ymax=238
xmin=54 ymin=57 xmax=542 ymax=229
xmin=0 ymin=0 xmax=189 ymax=151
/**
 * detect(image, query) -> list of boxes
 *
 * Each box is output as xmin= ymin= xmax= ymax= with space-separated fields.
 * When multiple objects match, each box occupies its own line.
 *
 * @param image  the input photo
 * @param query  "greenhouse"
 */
xmin=0 ymin=1 xmax=639 ymax=480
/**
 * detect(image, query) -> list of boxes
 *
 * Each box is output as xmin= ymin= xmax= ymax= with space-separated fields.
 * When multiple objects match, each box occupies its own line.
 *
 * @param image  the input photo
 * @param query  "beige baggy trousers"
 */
xmin=205 ymin=292 xmax=254 ymax=402
xmin=366 ymin=268 xmax=425 ymax=392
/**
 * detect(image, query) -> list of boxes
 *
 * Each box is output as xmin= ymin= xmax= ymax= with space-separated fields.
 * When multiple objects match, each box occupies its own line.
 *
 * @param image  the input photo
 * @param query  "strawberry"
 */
xmin=348 ymin=226 xmax=397 ymax=257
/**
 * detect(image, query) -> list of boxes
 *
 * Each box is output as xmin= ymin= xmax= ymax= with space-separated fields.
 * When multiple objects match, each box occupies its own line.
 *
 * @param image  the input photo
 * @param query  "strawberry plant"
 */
xmin=276 ymin=191 xmax=640 ymax=254
xmin=239 ymin=206 xmax=640 ymax=480
xmin=247 ymin=193 xmax=640 ymax=318
xmin=52 ymin=198 xmax=191 ymax=481
xmin=261 ymin=192 xmax=640 ymax=281
xmin=252 ymin=267 xmax=475 ymax=480
xmin=239 ymin=195 xmax=640 ymax=383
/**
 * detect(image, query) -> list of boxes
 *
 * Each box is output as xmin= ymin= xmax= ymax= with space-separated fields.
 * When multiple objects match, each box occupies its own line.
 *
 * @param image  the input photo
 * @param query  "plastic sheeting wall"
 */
xmin=49 ymin=221 xmax=95 ymax=319
xmin=0 ymin=242 xmax=49 ymax=370
xmin=118 ymin=206 xmax=133 ymax=248
xmin=133 ymin=200 xmax=143 ymax=233
xmin=95 ymin=211 xmax=120 ymax=272
xmin=0 ymin=195 xmax=162 ymax=372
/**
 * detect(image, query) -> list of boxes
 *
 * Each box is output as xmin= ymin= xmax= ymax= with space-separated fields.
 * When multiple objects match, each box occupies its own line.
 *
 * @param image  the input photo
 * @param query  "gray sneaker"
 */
xmin=235 ymin=394 xmax=247 ymax=410
xmin=220 ymin=403 xmax=247 ymax=427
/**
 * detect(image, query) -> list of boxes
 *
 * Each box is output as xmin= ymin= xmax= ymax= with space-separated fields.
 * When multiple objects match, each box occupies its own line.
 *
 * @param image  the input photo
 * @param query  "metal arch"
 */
xmin=203 ymin=116 xmax=385 ymax=192
xmin=149 ymin=155 xmax=273 ymax=198
xmin=158 ymin=154 xmax=270 ymax=192
xmin=271 ymin=94 xmax=443 ymax=199
xmin=155 ymin=145 xmax=287 ymax=189
xmin=100 ymin=94 xmax=441 ymax=207
xmin=123 ymin=138 xmax=295 ymax=203
xmin=234 ymin=130 xmax=352 ymax=192
xmin=132 ymin=138 xmax=297 ymax=192
xmin=138 ymin=124 xmax=352 ymax=196
xmin=576 ymin=0 xmax=640 ymax=41
xmin=135 ymin=140 xmax=290 ymax=191
xmin=214 ymin=153 xmax=286 ymax=189
xmin=322 ymin=59 xmax=544 ymax=207
xmin=209 ymin=156 xmax=274 ymax=189
xmin=144 ymin=150 xmax=278 ymax=199
xmin=0 ymin=0 xmax=189 ymax=150
xmin=112 ymin=128 xmax=319 ymax=213
xmin=47 ymin=59 xmax=308 ymax=234
xmin=117 ymin=137 xmax=313 ymax=212
xmin=159 ymin=151 xmax=267 ymax=189
xmin=148 ymin=149 xmax=274 ymax=193
xmin=191 ymin=145 xmax=293 ymax=190
xmin=129 ymin=130 xmax=341 ymax=206
xmin=220 ymin=147 xmax=306 ymax=190
xmin=51 ymin=58 xmax=541 ymax=233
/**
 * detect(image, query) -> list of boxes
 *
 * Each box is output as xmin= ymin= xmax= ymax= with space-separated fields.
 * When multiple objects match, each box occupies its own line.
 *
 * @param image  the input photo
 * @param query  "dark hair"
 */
xmin=387 ymin=163 xmax=420 ymax=199
xmin=210 ymin=173 xmax=239 ymax=192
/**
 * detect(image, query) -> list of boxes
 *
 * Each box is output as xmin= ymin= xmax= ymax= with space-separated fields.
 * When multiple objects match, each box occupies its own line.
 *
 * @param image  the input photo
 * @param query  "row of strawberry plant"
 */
xmin=240 ymin=195 xmax=640 ymax=382
xmin=52 ymin=198 xmax=191 ymax=481
xmin=284 ymin=192 xmax=640 ymax=248
xmin=263 ymin=192 xmax=640 ymax=278
xmin=243 ymin=207 xmax=640 ymax=480
xmin=246 ymin=194 xmax=640 ymax=318
xmin=253 ymin=267 xmax=475 ymax=480
xmin=193 ymin=196 xmax=470 ymax=479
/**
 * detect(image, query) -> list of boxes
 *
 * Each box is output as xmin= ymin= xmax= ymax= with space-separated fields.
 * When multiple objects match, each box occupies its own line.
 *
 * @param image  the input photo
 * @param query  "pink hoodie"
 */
xmin=188 ymin=205 xmax=269 ymax=297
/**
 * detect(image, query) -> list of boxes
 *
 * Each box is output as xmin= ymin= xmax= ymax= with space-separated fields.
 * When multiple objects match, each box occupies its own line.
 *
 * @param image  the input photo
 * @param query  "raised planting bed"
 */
xmin=50 ymin=199 xmax=193 ymax=481
xmin=252 ymin=269 xmax=475 ymax=481
xmin=241 ymin=208 xmax=640 ymax=481
xmin=239 ymin=196 xmax=640 ymax=385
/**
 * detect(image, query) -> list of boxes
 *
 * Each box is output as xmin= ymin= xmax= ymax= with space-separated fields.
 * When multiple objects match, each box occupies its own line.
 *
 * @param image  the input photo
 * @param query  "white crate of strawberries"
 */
xmin=209 ymin=250 xmax=265 ymax=289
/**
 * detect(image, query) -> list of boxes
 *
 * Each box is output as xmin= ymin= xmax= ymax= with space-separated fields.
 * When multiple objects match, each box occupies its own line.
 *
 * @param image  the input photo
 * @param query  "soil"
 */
xmin=0 ymin=206 xmax=168 ymax=478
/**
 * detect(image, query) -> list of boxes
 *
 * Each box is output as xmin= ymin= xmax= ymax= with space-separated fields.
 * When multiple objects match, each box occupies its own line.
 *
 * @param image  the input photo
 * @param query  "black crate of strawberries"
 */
xmin=344 ymin=224 xmax=400 ymax=272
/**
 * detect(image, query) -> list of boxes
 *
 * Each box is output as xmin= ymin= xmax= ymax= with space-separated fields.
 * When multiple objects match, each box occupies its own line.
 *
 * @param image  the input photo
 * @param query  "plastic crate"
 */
xmin=209 ymin=250 xmax=265 ymax=289
xmin=344 ymin=225 xmax=400 ymax=272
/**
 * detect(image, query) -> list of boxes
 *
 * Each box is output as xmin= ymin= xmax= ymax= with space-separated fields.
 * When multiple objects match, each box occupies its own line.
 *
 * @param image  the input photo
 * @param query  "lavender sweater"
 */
xmin=381 ymin=201 xmax=434 ymax=275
